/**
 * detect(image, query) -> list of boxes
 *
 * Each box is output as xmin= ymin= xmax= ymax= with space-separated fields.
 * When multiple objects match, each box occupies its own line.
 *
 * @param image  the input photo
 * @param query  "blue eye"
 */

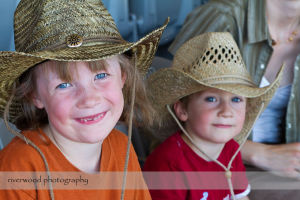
xmin=232 ymin=97 xmax=242 ymax=102
xmin=56 ymin=83 xmax=71 ymax=89
xmin=95 ymin=73 xmax=108 ymax=80
xmin=205 ymin=97 xmax=216 ymax=102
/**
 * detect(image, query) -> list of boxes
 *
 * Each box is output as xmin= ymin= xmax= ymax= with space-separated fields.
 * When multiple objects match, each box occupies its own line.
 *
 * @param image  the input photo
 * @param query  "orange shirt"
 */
xmin=0 ymin=129 xmax=151 ymax=200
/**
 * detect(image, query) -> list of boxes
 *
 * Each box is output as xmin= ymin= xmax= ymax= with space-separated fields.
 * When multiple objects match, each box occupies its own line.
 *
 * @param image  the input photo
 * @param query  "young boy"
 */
xmin=143 ymin=32 xmax=282 ymax=200
xmin=0 ymin=0 xmax=168 ymax=199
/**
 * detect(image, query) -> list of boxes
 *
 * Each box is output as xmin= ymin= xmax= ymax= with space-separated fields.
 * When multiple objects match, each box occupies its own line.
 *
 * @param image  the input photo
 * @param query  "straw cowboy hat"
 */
xmin=147 ymin=32 xmax=283 ymax=144
xmin=0 ymin=0 xmax=168 ymax=123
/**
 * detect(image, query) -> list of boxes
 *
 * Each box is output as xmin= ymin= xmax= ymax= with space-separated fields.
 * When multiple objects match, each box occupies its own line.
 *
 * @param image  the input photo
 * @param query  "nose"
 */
xmin=76 ymin=86 xmax=101 ymax=108
xmin=218 ymin=100 xmax=233 ymax=118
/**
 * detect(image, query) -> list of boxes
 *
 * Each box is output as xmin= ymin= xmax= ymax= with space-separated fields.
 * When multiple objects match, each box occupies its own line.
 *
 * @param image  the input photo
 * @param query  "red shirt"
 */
xmin=143 ymin=131 xmax=249 ymax=200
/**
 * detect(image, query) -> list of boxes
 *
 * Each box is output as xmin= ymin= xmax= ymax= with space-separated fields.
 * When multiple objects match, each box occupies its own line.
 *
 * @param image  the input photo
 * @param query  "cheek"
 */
xmin=235 ymin=106 xmax=246 ymax=131
xmin=43 ymin=96 xmax=73 ymax=121
xmin=188 ymin=109 xmax=212 ymax=129
xmin=104 ymin=83 xmax=124 ymax=109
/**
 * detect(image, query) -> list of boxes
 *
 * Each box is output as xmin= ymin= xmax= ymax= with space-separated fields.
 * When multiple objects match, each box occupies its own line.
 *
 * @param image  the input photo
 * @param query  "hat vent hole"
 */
xmin=215 ymin=49 xmax=218 ymax=54
xmin=202 ymin=56 xmax=206 ymax=62
xmin=222 ymin=48 xmax=225 ymax=53
xmin=225 ymin=53 xmax=228 ymax=58
xmin=213 ymin=60 xmax=217 ymax=64
xmin=218 ymin=54 xmax=221 ymax=60
xmin=206 ymin=51 xmax=210 ymax=56
xmin=209 ymin=55 xmax=214 ymax=60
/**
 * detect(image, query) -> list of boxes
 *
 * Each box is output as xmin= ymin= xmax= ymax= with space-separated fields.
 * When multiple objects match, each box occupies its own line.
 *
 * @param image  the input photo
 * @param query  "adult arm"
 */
xmin=241 ymin=140 xmax=300 ymax=178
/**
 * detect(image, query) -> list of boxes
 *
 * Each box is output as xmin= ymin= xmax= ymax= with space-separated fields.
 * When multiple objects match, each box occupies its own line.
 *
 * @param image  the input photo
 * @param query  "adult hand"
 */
xmin=241 ymin=140 xmax=300 ymax=178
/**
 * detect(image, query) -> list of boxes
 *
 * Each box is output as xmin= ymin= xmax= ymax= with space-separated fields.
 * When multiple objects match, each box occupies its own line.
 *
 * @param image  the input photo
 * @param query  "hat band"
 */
xmin=200 ymin=75 xmax=256 ymax=86
xmin=26 ymin=37 xmax=124 ymax=52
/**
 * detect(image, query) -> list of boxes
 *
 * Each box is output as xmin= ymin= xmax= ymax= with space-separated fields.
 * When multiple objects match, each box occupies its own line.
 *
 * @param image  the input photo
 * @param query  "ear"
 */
xmin=173 ymin=101 xmax=188 ymax=122
xmin=31 ymin=93 xmax=45 ymax=109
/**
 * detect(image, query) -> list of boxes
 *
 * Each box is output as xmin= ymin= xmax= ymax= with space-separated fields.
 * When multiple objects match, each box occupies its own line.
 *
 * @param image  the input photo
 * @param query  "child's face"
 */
xmin=174 ymin=88 xmax=246 ymax=144
xmin=32 ymin=56 xmax=125 ymax=143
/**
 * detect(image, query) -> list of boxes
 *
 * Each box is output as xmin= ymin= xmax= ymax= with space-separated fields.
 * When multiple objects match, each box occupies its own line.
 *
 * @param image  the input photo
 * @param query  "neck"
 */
xmin=43 ymin=125 xmax=102 ymax=173
xmin=181 ymin=131 xmax=225 ymax=161
xmin=266 ymin=0 xmax=300 ymax=30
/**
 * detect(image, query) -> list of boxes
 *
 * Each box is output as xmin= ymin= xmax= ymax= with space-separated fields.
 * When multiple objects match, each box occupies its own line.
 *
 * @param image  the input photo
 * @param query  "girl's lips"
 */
xmin=75 ymin=112 xmax=107 ymax=125
xmin=212 ymin=124 xmax=233 ymax=128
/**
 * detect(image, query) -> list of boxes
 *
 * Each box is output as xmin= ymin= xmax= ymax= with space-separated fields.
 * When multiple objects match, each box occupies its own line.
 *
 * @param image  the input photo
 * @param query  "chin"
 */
xmin=212 ymin=137 xmax=232 ymax=144
xmin=79 ymin=130 xmax=112 ymax=144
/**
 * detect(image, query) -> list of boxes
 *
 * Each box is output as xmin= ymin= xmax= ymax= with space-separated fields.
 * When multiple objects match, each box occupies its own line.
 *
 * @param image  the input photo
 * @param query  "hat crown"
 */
xmin=14 ymin=0 xmax=122 ymax=53
xmin=173 ymin=32 xmax=253 ymax=86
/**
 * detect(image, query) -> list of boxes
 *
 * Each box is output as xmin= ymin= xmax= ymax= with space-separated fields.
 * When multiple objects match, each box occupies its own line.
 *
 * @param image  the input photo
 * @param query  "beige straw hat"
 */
xmin=0 ymin=0 xmax=168 ymax=123
xmin=147 ymin=32 xmax=283 ymax=143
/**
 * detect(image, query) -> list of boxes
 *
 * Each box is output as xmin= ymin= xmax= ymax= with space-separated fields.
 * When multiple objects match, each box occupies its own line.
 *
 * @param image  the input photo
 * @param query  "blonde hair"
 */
xmin=6 ymin=54 xmax=154 ymax=130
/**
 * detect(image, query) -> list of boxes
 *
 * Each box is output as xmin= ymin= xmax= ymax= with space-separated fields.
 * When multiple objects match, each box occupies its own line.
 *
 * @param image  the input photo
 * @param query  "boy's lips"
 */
xmin=75 ymin=112 xmax=107 ymax=125
xmin=212 ymin=124 xmax=233 ymax=128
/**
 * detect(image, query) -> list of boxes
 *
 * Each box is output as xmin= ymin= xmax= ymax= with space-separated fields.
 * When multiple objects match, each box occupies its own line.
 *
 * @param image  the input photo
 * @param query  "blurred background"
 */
xmin=0 ymin=0 xmax=209 ymax=149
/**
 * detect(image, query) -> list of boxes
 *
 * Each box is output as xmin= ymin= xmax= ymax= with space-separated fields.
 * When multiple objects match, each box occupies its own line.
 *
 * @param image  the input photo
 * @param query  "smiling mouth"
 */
xmin=76 ymin=112 xmax=106 ymax=124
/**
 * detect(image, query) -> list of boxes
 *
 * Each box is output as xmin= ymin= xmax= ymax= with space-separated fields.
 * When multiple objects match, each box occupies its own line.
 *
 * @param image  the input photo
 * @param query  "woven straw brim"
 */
xmin=148 ymin=66 xmax=283 ymax=144
xmin=0 ymin=20 xmax=168 ymax=123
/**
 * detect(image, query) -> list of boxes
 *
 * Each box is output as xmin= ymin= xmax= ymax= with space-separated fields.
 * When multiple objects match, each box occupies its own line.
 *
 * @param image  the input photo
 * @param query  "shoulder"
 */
xmin=191 ymin=0 xmax=248 ymax=27
xmin=105 ymin=128 xmax=129 ymax=149
xmin=103 ymin=129 xmax=142 ymax=170
xmin=143 ymin=132 xmax=182 ymax=170
xmin=169 ymin=0 xmax=248 ymax=54
xmin=222 ymin=139 xmax=241 ymax=158
xmin=226 ymin=139 xmax=240 ymax=150
xmin=192 ymin=0 xmax=247 ymax=16
xmin=0 ymin=130 xmax=45 ymax=171
xmin=152 ymin=132 xmax=182 ymax=157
